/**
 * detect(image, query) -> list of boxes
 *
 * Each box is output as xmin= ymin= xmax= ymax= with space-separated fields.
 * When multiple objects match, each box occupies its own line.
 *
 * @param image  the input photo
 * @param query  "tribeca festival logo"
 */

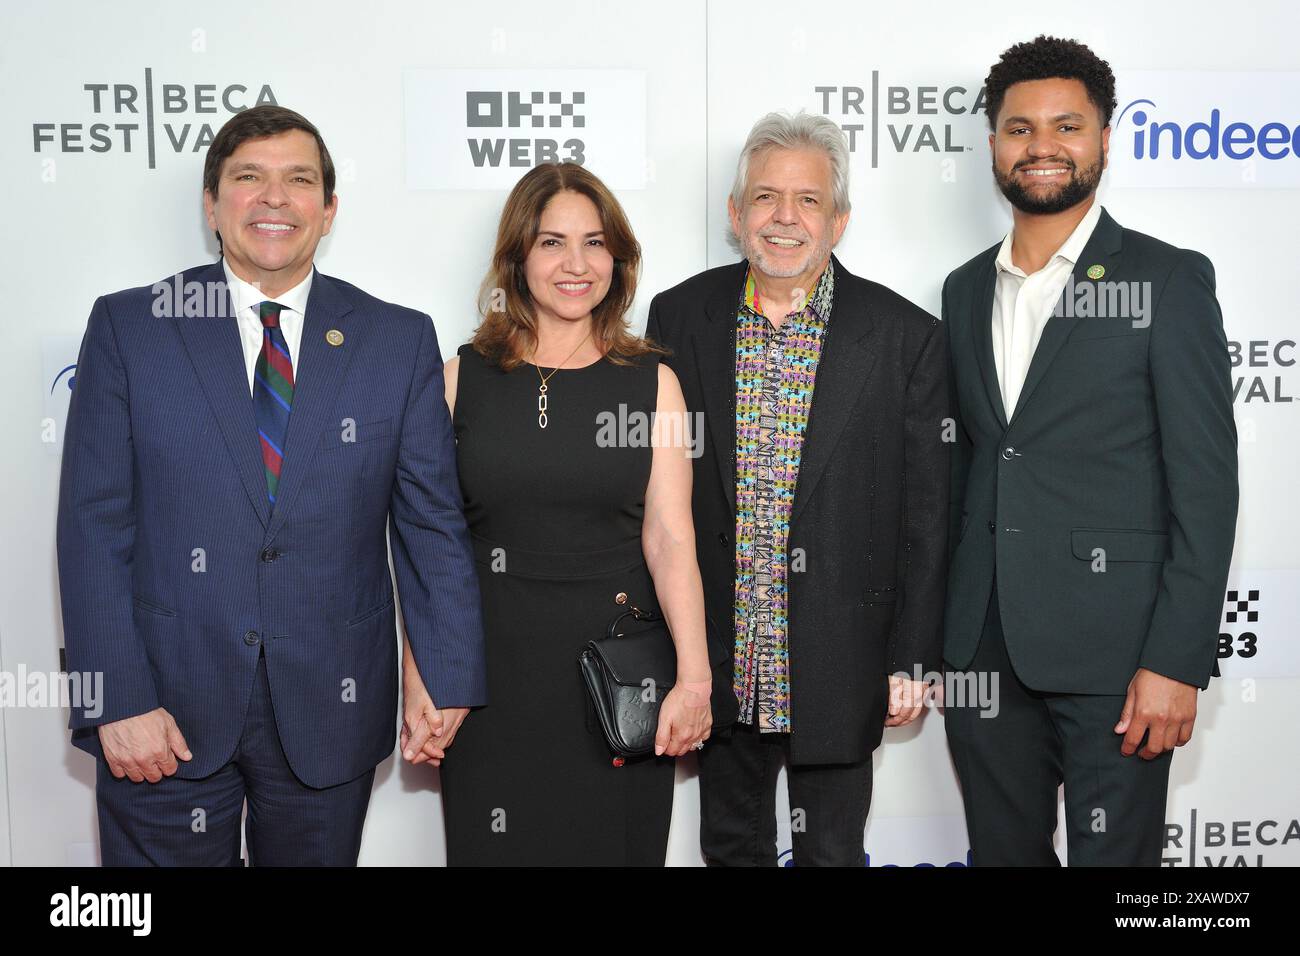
xmin=1163 ymin=808 xmax=1300 ymax=866
xmin=1110 ymin=72 xmax=1300 ymax=188
xmin=1229 ymin=338 xmax=1294 ymax=404
xmin=404 ymin=69 xmax=647 ymax=190
xmin=812 ymin=74 xmax=987 ymax=171
xmin=32 ymin=70 xmax=277 ymax=171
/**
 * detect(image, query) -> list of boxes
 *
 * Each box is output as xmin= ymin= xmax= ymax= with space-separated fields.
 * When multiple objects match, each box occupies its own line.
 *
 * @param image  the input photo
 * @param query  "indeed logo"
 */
xmin=1117 ymin=98 xmax=1300 ymax=161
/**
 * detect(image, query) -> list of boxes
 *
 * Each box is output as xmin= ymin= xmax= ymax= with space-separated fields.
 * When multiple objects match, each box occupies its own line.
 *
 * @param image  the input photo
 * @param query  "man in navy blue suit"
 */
xmin=56 ymin=105 xmax=486 ymax=866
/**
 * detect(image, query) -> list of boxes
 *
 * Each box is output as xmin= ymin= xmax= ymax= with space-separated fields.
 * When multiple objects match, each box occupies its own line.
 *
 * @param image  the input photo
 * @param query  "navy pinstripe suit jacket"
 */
xmin=57 ymin=260 xmax=486 ymax=788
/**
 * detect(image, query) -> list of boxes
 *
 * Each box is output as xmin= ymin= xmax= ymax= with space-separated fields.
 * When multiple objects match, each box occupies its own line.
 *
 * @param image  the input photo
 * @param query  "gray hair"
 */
xmin=727 ymin=111 xmax=851 ymax=252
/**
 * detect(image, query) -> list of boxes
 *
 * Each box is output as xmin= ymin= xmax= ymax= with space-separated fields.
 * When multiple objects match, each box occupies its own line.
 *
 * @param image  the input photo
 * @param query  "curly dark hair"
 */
xmin=984 ymin=35 xmax=1117 ymax=131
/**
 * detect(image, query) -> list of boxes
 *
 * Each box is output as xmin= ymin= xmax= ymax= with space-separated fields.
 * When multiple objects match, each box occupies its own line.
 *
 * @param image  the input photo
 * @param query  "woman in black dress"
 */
xmin=401 ymin=162 xmax=715 ymax=865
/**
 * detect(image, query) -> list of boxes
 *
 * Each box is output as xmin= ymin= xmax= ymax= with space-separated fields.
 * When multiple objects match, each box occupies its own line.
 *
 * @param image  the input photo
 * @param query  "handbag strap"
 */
xmin=605 ymin=605 xmax=664 ymax=640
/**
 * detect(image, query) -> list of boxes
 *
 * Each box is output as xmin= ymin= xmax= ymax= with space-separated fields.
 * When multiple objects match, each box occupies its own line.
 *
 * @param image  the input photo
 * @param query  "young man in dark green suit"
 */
xmin=942 ymin=36 xmax=1238 ymax=866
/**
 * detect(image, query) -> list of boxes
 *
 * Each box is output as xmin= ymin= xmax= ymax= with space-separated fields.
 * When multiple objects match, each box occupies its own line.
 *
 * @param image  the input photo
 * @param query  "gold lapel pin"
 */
xmin=1086 ymin=264 xmax=1106 ymax=280
xmin=326 ymin=329 xmax=345 ymax=346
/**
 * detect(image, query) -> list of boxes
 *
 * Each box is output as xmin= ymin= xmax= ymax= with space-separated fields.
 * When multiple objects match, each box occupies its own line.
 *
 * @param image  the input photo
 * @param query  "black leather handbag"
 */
xmin=579 ymin=606 xmax=677 ymax=761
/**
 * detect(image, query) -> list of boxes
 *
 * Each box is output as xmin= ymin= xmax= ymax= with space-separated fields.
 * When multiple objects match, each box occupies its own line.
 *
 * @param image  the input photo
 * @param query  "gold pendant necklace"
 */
xmin=532 ymin=332 xmax=591 ymax=429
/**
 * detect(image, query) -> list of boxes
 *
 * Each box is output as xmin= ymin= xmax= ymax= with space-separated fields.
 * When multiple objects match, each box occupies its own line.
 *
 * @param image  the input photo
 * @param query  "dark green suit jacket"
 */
xmin=943 ymin=206 xmax=1238 ymax=692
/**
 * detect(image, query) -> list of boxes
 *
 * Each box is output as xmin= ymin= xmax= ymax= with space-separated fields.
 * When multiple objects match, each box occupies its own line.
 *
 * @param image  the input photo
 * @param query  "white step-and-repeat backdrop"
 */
xmin=1 ymin=0 xmax=1295 ymax=866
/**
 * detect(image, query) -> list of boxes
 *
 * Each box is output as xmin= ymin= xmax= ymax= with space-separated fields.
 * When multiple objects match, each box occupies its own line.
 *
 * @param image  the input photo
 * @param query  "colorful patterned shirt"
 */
xmin=733 ymin=260 xmax=834 ymax=732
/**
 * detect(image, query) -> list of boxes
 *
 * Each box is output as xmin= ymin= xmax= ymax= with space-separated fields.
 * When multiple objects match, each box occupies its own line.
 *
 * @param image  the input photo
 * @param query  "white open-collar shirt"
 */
xmin=222 ymin=258 xmax=313 ymax=397
xmin=991 ymin=199 xmax=1102 ymax=418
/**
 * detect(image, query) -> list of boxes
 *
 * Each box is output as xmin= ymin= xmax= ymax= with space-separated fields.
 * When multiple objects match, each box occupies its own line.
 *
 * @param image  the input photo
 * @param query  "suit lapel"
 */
xmin=971 ymin=252 xmax=1009 ymax=430
xmin=700 ymin=262 xmax=746 ymax=514
xmin=175 ymin=260 xmax=272 ymax=528
xmin=1007 ymin=207 xmax=1125 ymax=428
xmin=790 ymin=254 xmax=876 ymax=524
xmin=266 ymin=270 xmax=358 ymax=540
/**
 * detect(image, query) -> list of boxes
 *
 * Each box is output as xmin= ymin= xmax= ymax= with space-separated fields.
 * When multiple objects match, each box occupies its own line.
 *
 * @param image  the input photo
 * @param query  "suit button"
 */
xmin=244 ymin=630 xmax=260 ymax=646
xmin=718 ymin=532 xmax=729 ymax=546
xmin=988 ymin=521 xmax=996 ymax=534
xmin=1002 ymin=446 xmax=1015 ymax=460
xmin=260 ymin=548 xmax=280 ymax=562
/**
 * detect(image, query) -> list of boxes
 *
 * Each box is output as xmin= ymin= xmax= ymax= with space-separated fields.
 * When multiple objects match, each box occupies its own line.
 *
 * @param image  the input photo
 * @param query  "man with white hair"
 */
xmin=646 ymin=111 xmax=949 ymax=866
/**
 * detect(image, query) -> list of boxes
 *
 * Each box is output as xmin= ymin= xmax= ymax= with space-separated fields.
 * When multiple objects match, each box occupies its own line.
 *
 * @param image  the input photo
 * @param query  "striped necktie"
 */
xmin=253 ymin=300 xmax=294 ymax=508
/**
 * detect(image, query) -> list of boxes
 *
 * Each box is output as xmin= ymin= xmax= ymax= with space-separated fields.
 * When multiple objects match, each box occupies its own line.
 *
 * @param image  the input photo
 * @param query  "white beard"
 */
xmin=742 ymin=231 xmax=832 ymax=280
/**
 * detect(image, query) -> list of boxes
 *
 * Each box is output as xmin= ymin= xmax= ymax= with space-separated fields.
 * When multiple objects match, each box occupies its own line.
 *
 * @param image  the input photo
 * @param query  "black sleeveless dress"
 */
xmin=440 ymin=344 xmax=677 ymax=866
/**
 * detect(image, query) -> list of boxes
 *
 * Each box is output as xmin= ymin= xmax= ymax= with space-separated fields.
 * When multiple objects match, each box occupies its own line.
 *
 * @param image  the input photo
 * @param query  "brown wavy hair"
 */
xmin=472 ymin=162 xmax=665 ymax=370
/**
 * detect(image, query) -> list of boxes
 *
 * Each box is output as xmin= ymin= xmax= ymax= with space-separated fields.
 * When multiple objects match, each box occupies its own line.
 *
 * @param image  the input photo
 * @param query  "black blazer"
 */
xmin=646 ymin=254 xmax=949 ymax=765
xmin=943 ymin=207 xmax=1238 ymax=692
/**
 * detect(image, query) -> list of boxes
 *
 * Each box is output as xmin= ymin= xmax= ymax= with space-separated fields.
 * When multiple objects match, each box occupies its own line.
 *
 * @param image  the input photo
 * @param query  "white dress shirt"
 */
xmin=991 ymin=199 xmax=1102 ymax=417
xmin=222 ymin=259 xmax=313 ymax=396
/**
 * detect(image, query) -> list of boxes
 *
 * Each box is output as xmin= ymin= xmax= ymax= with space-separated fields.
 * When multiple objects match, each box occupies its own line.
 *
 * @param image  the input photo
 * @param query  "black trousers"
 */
xmin=699 ymin=720 xmax=873 ymax=866
xmin=944 ymin=586 xmax=1173 ymax=866
xmin=96 ymin=651 xmax=375 ymax=866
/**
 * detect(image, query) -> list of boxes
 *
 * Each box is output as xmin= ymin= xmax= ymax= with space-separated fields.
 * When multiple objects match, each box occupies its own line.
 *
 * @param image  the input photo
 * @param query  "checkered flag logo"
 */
xmin=513 ymin=91 xmax=585 ymax=128
xmin=466 ymin=91 xmax=586 ymax=129
xmin=1224 ymin=589 xmax=1259 ymax=624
